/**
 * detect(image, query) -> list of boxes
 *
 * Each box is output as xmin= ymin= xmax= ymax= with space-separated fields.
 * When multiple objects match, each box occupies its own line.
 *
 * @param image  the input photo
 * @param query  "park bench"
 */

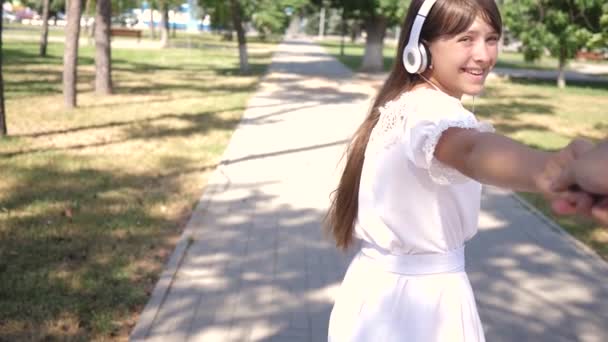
xmin=110 ymin=27 xmax=142 ymax=42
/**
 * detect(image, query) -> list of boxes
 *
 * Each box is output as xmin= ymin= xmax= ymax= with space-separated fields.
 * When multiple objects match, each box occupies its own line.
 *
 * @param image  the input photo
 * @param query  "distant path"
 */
xmin=493 ymin=66 xmax=608 ymax=84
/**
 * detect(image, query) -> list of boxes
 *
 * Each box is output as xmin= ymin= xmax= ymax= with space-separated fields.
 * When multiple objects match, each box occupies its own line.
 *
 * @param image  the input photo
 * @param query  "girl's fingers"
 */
xmin=551 ymin=198 xmax=577 ymax=215
xmin=551 ymin=191 xmax=593 ymax=216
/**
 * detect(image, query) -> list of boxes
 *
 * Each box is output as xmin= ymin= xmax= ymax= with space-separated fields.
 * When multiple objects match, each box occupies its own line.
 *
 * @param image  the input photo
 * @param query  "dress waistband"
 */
xmin=359 ymin=242 xmax=465 ymax=276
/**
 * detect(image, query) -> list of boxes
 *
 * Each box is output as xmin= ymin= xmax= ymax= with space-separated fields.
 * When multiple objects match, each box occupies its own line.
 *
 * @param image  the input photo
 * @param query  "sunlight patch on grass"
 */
xmin=0 ymin=35 xmax=276 ymax=339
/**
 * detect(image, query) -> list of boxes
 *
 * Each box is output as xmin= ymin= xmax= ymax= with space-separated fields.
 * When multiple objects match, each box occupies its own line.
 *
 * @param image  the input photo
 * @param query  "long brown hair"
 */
xmin=325 ymin=0 xmax=502 ymax=250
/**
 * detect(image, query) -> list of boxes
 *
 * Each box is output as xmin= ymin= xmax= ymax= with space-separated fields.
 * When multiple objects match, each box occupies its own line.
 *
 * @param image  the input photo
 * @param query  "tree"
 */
xmin=503 ymin=0 xmax=608 ymax=88
xmin=0 ymin=3 xmax=7 ymax=136
xmin=40 ymin=0 xmax=51 ymax=56
xmin=318 ymin=0 xmax=409 ymax=72
xmin=63 ymin=0 xmax=83 ymax=108
xmin=159 ymin=0 xmax=169 ymax=47
xmin=148 ymin=0 xmax=156 ymax=39
xmin=229 ymin=0 xmax=249 ymax=73
xmin=199 ymin=0 xmax=311 ymax=72
xmin=250 ymin=0 xmax=309 ymax=40
xmin=84 ymin=0 xmax=94 ymax=39
xmin=200 ymin=0 xmax=231 ymax=33
xmin=95 ymin=0 xmax=112 ymax=94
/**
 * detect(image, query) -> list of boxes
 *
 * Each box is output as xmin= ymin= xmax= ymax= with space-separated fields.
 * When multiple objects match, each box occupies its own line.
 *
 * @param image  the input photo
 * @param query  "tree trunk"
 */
xmin=95 ymin=0 xmax=112 ymax=94
xmin=149 ymin=2 xmax=156 ymax=39
xmin=160 ymin=1 xmax=169 ymax=47
xmin=340 ymin=10 xmax=346 ymax=57
xmin=172 ymin=21 xmax=176 ymax=38
xmin=0 ymin=4 xmax=7 ymax=136
xmin=360 ymin=16 xmax=387 ymax=73
xmin=318 ymin=7 xmax=325 ymax=38
xmin=350 ymin=21 xmax=360 ymax=43
xmin=83 ymin=0 xmax=93 ymax=37
xmin=223 ymin=29 xmax=233 ymax=41
xmin=84 ymin=0 xmax=94 ymax=41
xmin=557 ymin=45 xmax=566 ymax=89
xmin=40 ymin=0 xmax=50 ymax=56
xmin=63 ymin=0 xmax=83 ymax=109
xmin=229 ymin=0 xmax=249 ymax=73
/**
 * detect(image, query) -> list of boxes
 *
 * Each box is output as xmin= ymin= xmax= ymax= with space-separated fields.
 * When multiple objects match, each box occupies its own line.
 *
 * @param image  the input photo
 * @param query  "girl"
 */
xmin=326 ymin=0 xmax=591 ymax=341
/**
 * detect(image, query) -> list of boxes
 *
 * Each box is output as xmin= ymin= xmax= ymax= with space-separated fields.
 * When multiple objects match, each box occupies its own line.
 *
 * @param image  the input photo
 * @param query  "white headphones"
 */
xmin=403 ymin=0 xmax=438 ymax=74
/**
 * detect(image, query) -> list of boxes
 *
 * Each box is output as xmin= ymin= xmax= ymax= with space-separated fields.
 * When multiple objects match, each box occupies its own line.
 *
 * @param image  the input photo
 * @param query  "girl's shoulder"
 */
xmin=380 ymin=87 xmax=464 ymax=117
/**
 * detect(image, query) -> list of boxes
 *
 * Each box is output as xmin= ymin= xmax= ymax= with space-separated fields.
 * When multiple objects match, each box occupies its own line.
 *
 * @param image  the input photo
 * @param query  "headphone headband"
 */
xmin=403 ymin=0 xmax=438 ymax=74
xmin=418 ymin=0 xmax=437 ymax=17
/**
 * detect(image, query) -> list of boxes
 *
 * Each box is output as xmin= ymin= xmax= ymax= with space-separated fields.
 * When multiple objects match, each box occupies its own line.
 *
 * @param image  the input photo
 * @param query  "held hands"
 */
xmin=543 ymin=139 xmax=608 ymax=226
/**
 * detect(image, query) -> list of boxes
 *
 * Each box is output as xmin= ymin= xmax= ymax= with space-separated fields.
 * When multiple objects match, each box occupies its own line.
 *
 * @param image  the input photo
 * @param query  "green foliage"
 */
xmin=316 ymin=0 xmax=409 ymax=25
xmin=250 ymin=0 xmax=308 ymax=37
xmin=504 ymin=0 xmax=607 ymax=63
xmin=200 ymin=0 xmax=310 ymax=34
xmin=200 ymin=0 xmax=232 ymax=29
xmin=250 ymin=2 xmax=286 ymax=37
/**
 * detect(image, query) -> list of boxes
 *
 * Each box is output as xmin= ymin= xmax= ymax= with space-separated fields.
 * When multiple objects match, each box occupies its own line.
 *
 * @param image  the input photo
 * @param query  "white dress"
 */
xmin=328 ymin=88 xmax=495 ymax=342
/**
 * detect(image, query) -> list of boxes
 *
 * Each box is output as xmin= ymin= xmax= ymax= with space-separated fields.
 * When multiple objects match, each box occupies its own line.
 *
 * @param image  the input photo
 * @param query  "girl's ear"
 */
xmin=421 ymin=41 xmax=432 ymax=70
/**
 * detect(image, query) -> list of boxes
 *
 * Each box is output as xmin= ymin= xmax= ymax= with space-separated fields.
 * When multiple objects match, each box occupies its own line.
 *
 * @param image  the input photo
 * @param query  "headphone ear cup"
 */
xmin=403 ymin=43 xmax=432 ymax=74
xmin=418 ymin=42 xmax=429 ymax=73
xmin=403 ymin=45 xmax=422 ymax=74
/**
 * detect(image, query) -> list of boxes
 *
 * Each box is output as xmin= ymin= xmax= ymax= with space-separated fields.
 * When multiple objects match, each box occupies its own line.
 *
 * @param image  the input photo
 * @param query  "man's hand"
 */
xmin=535 ymin=139 xmax=593 ymax=195
xmin=590 ymin=198 xmax=608 ymax=226
xmin=552 ymin=140 xmax=608 ymax=194
xmin=548 ymin=139 xmax=608 ymax=225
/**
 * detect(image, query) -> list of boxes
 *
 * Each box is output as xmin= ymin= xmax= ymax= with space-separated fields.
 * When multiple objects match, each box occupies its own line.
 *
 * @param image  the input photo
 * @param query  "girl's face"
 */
xmin=425 ymin=15 xmax=500 ymax=99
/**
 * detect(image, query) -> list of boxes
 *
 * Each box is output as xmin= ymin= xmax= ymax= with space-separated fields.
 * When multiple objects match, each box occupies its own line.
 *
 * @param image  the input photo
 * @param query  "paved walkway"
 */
xmin=131 ymin=38 xmax=608 ymax=342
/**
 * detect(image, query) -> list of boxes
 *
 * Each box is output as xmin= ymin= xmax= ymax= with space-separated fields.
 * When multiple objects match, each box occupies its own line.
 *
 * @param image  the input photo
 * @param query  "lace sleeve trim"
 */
xmin=365 ymin=94 xmax=410 ymax=156
xmin=422 ymin=117 xmax=495 ymax=185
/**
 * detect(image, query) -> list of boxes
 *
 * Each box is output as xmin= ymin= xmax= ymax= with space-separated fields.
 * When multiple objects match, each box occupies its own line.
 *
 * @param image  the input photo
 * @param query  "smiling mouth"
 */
xmin=462 ymin=68 xmax=484 ymax=76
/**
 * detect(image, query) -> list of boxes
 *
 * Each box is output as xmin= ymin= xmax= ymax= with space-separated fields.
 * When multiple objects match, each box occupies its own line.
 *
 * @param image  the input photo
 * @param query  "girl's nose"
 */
xmin=473 ymin=41 xmax=494 ymax=65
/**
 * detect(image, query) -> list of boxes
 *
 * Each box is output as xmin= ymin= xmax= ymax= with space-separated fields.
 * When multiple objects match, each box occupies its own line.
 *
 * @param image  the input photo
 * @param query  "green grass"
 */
xmin=320 ymin=39 xmax=608 ymax=260
xmin=3 ymin=22 xmax=66 ymax=38
xmin=496 ymin=51 xmax=559 ymax=70
xmin=0 ymin=34 xmax=276 ymax=340
xmin=320 ymin=40 xmax=397 ymax=71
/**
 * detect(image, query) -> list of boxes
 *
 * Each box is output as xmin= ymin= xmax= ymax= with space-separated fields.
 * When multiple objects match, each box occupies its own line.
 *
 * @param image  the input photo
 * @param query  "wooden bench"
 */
xmin=110 ymin=28 xmax=142 ymax=42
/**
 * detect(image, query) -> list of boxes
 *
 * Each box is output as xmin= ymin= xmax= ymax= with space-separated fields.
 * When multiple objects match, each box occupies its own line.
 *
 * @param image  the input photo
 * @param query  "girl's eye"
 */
xmin=486 ymin=36 xmax=499 ymax=45
xmin=458 ymin=36 xmax=472 ymax=43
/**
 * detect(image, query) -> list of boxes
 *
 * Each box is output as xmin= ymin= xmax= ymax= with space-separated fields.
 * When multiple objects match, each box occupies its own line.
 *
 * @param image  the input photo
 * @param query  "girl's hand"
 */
xmin=550 ymin=190 xmax=595 ymax=217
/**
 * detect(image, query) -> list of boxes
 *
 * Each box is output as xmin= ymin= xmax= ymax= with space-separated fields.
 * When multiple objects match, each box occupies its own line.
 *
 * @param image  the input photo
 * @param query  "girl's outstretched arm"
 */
xmin=434 ymin=128 xmax=593 ymax=194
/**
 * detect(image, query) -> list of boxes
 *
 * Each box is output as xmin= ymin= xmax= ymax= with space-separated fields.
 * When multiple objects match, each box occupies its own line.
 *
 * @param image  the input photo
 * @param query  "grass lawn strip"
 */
xmin=0 ymin=34 xmax=276 ymax=340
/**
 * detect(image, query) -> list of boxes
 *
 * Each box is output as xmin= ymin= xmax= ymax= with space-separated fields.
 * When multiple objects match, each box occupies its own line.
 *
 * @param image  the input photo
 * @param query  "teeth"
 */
xmin=466 ymin=69 xmax=483 ymax=75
